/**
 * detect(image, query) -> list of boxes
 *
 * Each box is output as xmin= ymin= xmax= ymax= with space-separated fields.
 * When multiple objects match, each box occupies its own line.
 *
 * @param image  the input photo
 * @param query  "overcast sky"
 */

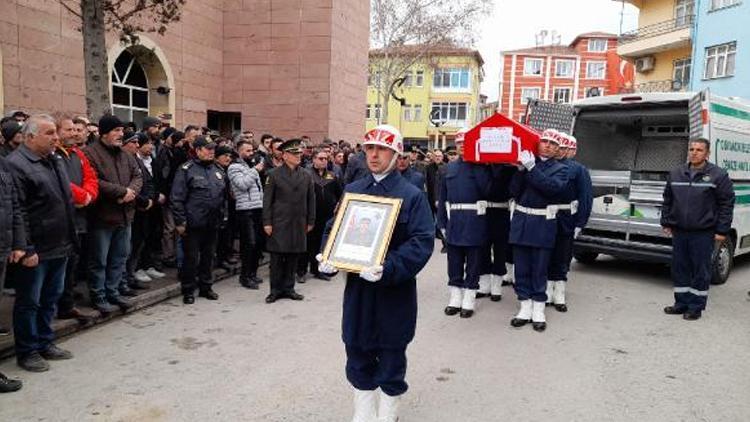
xmin=477 ymin=0 xmax=640 ymax=101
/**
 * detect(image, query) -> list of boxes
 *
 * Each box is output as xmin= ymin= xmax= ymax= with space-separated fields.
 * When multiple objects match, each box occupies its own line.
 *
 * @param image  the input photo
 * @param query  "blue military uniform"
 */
xmin=327 ymin=171 xmax=433 ymax=396
xmin=509 ymin=157 xmax=568 ymax=303
xmin=170 ymin=158 xmax=227 ymax=296
xmin=437 ymin=158 xmax=491 ymax=290
xmin=478 ymin=164 xmax=517 ymax=299
xmin=400 ymin=166 xmax=426 ymax=191
xmin=661 ymin=161 xmax=734 ymax=315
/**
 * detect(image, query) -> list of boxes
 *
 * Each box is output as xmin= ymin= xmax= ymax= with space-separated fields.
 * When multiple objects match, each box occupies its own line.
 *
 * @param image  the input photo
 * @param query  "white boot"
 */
xmin=460 ymin=289 xmax=477 ymax=318
xmin=444 ymin=286 xmax=463 ymax=316
xmin=477 ymin=274 xmax=491 ymax=297
xmin=502 ymin=263 xmax=515 ymax=284
xmin=489 ymin=274 xmax=502 ymax=302
xmin=378 ymin=391 xmax=402 ymax=422
xmin=553 ymin=280 xmax=568 ymax=312
xmin=531 ymin=301 xmax=547 ymax=332
xmin=352 ymin=389 xmax=377 ymax=422
xmin=510 ymin=299 xmax=532 ymax=327
xmin=545 ymin=280 xmax=555 ymax=305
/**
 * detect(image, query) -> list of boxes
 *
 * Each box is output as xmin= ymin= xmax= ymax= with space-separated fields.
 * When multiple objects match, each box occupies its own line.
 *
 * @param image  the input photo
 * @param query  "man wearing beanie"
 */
xmin=84 ymin=115 xmax=143 ymax=315
xmin=1 ymin=120 xmax=24 ymax=157
xmin=141 ymin=116 xmax=162 ymax=153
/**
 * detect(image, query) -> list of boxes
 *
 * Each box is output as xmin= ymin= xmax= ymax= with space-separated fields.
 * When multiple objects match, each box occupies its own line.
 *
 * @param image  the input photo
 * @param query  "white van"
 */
xmin=524 ymin=90 xmax=750 ymax=284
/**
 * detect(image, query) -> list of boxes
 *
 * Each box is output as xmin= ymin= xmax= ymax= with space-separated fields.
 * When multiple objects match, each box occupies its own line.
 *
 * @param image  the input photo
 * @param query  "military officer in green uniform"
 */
xmin=262 ymin=139 xmax=316 ymax=303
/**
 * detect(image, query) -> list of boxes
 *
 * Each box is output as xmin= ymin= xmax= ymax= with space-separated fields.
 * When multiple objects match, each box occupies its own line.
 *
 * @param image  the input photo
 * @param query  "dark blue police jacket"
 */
xmin=170 ymin=159 xmax=227 ymax=229
xmin=487 ymin=164 xmax=517 ymax=239
xmin=331 ymin=171 xmax=434 ymax=349
xmin=509 ymin=157 xmax=569 ymax=249
xmin=436 ymin=158 xmax=492 ymax=247
xmin=400 ymin=167 xmax=426 ymax=191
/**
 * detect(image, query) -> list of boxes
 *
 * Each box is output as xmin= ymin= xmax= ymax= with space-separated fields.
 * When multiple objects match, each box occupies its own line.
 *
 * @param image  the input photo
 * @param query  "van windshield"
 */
xmin=573 ymin=103 xmax=690 ymax=178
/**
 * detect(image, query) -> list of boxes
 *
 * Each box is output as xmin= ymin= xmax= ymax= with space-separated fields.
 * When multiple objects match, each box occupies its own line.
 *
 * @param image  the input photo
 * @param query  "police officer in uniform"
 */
xmin=263 ymin=139 xmax=315 ymax=303
xmin=171 ymin=136 xmax=227 ymax=304
xmin=317 ymin=125 xmax=434 ymax=422
xmin=546 ymin=133 xmax=592 ymax=312
xmin=476 ymin=163 xmax=517 ymax=302
xmin=661 ymin=137 xmax=734 ymax=320
xmin=509 ymin=129 xmax=569 ymax=331
xmin=437 ymin=134 xmax=491 ymax=318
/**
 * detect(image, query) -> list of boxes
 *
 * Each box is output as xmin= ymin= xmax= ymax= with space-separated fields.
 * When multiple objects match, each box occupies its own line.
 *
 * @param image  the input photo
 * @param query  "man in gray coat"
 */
xmin=262 ymin=139 xmax=315 ymax=303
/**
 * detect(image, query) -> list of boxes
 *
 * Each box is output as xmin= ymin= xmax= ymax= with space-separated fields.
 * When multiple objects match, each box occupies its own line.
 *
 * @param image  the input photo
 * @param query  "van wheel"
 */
xmin=711 ymin=237 xmax=734 ymax=285
xmin=574 ymin=252 xmax=598 ymax=264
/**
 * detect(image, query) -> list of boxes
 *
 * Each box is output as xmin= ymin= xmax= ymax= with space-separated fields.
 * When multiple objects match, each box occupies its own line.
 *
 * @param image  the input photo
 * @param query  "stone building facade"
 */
xmin=0 ymin=0 xmax=369 ymax=141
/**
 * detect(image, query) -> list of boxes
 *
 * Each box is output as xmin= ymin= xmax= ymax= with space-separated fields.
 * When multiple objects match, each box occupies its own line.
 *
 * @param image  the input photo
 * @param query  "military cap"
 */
xmin=280 ymin=138 xmax=303 ymax=154
xmin=193 ymin=136 xmax=215 ymax=149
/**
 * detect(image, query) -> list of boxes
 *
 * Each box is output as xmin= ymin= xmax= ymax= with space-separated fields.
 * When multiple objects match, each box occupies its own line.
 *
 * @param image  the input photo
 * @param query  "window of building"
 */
xmin=704 ymin=42 xmax=736 ymax=79
xmin=586 ymin=61 xmax=606 ymax=79
xmin=588 ymin=39 xmax=607 ymax=52
xmin=415 ymin=70 xmax=424 ymax=87
xmin=433 ymin=68 xmax=471 ymax=89
xmin=413 ymin=104 xmax=423 ymax=121
xmin=711 ymin=0 xmax=741 ymax=10
xmin=675 ymin=0 xmax=695 ymax=26
xmin=520 ymin=87 xmax=541 ymax=104
xmin=673 ymin=58 xmax=691 ymax=89
xmin=111 ymin=49 xmax=149 ymax=128
xmin=523 ymin=58 xmax=544 ymax=76
xmin=430 ymin=102 xmax=469 ymax=125
xmin=374 ymin=104 xmax=382 ymax=120
xmin=555 ymin=60 xmax=575 ymax=78
xmin=585 ymin=87 xmax=604 ymax=98
xmin=403 ymin=105 xmax=412 ymax=121
xmin=403 ymin=72 xmax=413 ymax=87
xmin=553 ymin=87 xmax=572 ymax=103
xmin=365 ymin=105 xmax=371 ymax=119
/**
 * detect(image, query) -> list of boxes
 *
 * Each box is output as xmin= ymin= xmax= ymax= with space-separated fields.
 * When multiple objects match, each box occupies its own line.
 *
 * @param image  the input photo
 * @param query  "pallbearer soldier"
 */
xmin=317 ymin=125 xmax=434 ymax=422
xmin=437 ymin=133 xmax=491 ymax=318
xmin=509 ymin=129 xmax=569 ymax=332
xmin=546 ymin=133 xmax=592 ymax=311
xmin=476 ymin=163 xmax=517 ymax=302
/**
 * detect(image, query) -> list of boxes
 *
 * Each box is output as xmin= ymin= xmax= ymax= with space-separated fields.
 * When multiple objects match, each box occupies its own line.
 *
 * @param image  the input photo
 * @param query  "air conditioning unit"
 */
xmin=635 ymin=56 xmax=655 ymax=73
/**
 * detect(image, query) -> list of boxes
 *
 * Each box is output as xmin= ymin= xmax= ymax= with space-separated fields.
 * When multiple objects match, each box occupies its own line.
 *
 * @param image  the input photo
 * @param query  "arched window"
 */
xmin=111 ymin=50 xmax=149 ymax=128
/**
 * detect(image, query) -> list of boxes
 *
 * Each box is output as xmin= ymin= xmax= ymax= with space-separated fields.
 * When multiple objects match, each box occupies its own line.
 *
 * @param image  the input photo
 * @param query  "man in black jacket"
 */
xmin=661 ymin=138 xmax=735 ymax=320
xmin=7 ymin=114 xmax=77 ymax=372
xmin=154 ymin=129 xmax=185 ymax=268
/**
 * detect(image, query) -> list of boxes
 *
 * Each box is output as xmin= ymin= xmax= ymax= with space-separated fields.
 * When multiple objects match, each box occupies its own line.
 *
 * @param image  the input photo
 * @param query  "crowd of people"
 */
xmin=0 ymin=110 xmax=451 ymax=394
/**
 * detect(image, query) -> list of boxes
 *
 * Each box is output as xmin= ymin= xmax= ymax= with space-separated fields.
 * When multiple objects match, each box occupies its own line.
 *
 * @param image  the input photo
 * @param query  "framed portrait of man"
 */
xmin=322 ymin=193 xmax=402 ymax=273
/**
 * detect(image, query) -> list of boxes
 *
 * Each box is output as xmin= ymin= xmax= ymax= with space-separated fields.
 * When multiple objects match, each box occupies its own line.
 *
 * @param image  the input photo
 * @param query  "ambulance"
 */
xmin=524 ymin=90 xmax=750 ymax=284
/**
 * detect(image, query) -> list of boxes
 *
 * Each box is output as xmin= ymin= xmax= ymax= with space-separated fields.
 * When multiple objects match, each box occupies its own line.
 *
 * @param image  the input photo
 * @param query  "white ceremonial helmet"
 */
xmin=540 ymin=129 xmax=564 ymax=145
xmin=363 ymin=124 xmax=404 ymax=155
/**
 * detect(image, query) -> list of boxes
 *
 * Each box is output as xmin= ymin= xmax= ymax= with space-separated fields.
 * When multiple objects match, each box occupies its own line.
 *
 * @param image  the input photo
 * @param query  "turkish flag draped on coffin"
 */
xmin=463 ymin=113 xmax=540 ymax=164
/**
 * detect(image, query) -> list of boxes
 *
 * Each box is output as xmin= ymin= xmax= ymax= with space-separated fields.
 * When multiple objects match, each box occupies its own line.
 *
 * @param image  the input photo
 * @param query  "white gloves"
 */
xmin=574 ymin=227 xmax=582 ymax=239
xmin=315 ymin=254 xmax=338 ymax=275
xmin=360 ymin=265 xmax=383 ymax=282
xmin=519 ymin=150 xmax=536 ymax=171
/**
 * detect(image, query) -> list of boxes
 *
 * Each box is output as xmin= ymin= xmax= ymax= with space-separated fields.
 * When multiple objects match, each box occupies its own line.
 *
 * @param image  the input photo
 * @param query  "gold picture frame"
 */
xmin=322 ymin=193 xmax=403 ymax=273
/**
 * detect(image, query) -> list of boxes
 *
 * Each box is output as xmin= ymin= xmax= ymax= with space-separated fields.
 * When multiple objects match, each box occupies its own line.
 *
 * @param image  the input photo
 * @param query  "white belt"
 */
xmin=487 ymin=201 xmax=509 ymax=209
xmin=553 ymin=200 xmax=579 ymax=215
xmin=509 ymin=200 xmax=556 ymax=220
xmin=447 ymin=200 xmax=488 ymax=216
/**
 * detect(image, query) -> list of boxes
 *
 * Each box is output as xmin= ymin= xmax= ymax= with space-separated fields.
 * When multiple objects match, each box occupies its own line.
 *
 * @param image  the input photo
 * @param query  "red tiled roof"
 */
xmin=502 ymin=45 xmax=577 ymax=56
xmin=569 ymin=31 xmax=618 ymax=46
xmin=369 ymin=44 xmax=484 ymax=66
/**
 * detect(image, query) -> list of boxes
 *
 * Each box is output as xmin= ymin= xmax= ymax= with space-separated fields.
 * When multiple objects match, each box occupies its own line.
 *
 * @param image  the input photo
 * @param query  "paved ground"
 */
xmin=1 ymin=243 xmax=749 ymax=422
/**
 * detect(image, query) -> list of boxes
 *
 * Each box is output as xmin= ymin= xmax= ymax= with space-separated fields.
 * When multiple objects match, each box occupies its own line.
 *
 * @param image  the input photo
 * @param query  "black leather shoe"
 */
xmin=475 ymin=292 xmax=490 ymax=299
xmin=664 ymin=305 xmax=687 ymax=315
xmin=510 ymin=317 xmax=530 ymax=328
xmin=40 ymin=344 xmax=73 ymax=360
xmin=459 ymin=309 xmax=474 ymax=318
xmin=501 ymin=280 xmax=513 ymax=286
xmin=17 ymin=352 xmax=49 ymax=372
xmin=286 ymin=291 xmax=304 ymax=301
xmin=554 ymin=304 xmax=568 ymax=312
xmin=251 ymin=276 xmax=264 ymax=284
xmin=440 ymin=246 xmax=447 ymax=254
xmin=490 ymin=294 xmax=502 ymax=302
xmin=532 ymin=321 xmax=547 ymax=332
xmin=0 ymin=373 xmax=22 ymax=393
xmin=199 ymin=289 xmax=219 ymax=300
xmin=312 ymin=273 xmax=331 ymax=281
xmin=444 ymin=306 xmax=460 ymax=316
xmin=225 ymin=256 xmax=239 ymax=265
xmin=683 ymin=311 xmax=702 ymax=321
xmin=265 ymin=293 xmax=279 ymax=304
xmin=108 ymin=297 xmax=133 ymax=312
xmin=240 ymin=280 xmax=259 ymax=290
xmin=162 ymin=259 xmax=178 ymax=268
xmin=183 ymin=295 xmax=195 ymax=305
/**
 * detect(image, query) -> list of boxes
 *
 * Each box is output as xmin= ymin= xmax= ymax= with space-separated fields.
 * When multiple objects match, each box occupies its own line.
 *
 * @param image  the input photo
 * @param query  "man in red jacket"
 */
xmin=55 ymin=115 xmax=99 ymax=321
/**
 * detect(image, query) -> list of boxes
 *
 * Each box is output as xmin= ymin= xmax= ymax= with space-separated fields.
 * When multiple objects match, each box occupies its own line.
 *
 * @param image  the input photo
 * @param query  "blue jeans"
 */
xmin=88 ymin=225 xmax=131 ymax=302
xmin=13 ymin=257 xmax=68 ymax=357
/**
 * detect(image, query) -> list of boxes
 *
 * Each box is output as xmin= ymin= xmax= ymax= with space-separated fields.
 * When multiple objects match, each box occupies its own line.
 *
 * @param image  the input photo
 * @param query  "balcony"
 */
xmin=634 ymin=79 xmax=688 ymax=93
xmin=617 ymin=16 xmax=694 ymax=58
